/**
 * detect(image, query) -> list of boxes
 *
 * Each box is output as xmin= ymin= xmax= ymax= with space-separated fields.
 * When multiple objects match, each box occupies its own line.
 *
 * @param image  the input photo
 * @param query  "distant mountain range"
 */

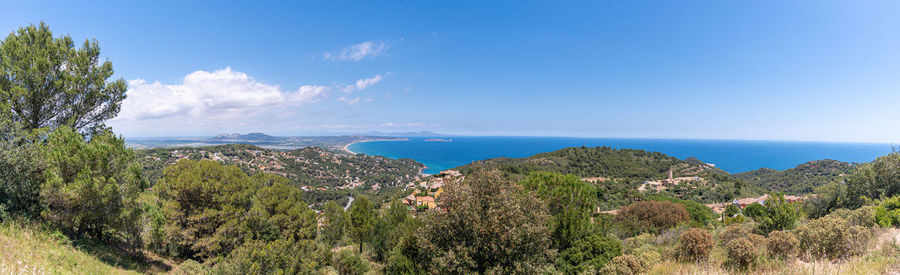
xmin=211 ymin=132 xmax=279 ymax=141
xmin=353 ymin=131 xmax=451 ymax=137
xmin=209 ymin=131 xmax=450 ymax=140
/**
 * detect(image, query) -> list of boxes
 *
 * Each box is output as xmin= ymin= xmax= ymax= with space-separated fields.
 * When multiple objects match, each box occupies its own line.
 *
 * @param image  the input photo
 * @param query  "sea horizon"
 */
xmin=348 ymin=136 xmax=895 ymax=174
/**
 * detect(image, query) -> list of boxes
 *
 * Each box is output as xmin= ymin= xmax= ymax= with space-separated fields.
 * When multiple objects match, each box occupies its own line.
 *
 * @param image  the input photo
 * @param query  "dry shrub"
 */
xmin=633 ymin=246 xmax=661 ymax=270
xmin=725 ymin=237 xmax=760 ymax=269
xmin=795 ymin=216 xmax=873 ymax=259
xmin=827 ymin=206 xmax=877 ymax=228
xmin=718 ymin=223 xmax=756 ymax=246
xmin=618 ymin=201 xmax=690 ymax=233
xmin=677 ymin=228 xmax=714 ymax=262
xmin=598 ymin=254 xmax=643 ymax=275
xmin=767 ymin=230 xmax=798 ymax=259
xmin=623 ymin=233 xmax=655 ymax=254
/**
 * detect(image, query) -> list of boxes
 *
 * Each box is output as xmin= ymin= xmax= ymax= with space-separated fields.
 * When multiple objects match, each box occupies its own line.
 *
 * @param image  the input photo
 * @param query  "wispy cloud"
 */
xmin=336 ymin=73 xmax=389 ymax=105
xmin=323 ymin=41 xmax=387 ymax=61
xmin=340 ymin=73 xmax=387 ymax=94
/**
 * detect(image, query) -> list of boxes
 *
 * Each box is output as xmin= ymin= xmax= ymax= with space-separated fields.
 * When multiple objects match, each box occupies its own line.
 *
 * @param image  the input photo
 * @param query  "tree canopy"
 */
xmin=0 ymin=22 xmax=126 ymax=135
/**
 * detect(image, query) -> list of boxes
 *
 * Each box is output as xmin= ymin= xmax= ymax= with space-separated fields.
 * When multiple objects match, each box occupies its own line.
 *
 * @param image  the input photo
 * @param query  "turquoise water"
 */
xmin=348 ymin=137 xmax=895 ymax=174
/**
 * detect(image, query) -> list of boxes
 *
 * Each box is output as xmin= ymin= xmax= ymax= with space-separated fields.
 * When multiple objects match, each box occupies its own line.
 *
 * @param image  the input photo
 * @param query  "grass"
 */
xmin=648 ymin=229 xmax=900 ymax=275
xmin=0 ymin=220 xmax=171 ymax=274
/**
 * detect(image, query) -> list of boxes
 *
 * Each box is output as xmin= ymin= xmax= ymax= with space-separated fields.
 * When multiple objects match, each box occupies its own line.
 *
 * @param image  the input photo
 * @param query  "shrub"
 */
xmin=212 ymin=239 xmax=330 ymax=274
xmin=170 ymin=260 xmax=205 ymax=275
xmin=617 ymin=201 xmax=690 ymax=233
xmin=723 ymin=213 xmax=746 ymax=225
xmin=742 ymin=203 xmax=766 ymax=219
xmin=756 ymin=194 xmax=800 ymax=235
xmin=598 ymin=254 xmax=643 ymax=275
xmin=334 ymin=249 xmax=371 ymax=275
xmin=622 ymin=233 xmax=655 ymax=254
xmin=766 ymin=231 xmax=798 ymax=259
xmin=795 ymin=216 xmax=872 ymax=259
xmin=723 ymin=204 xmax=741 ymax=217
xmin=677 ymin=228 xmax=714 ymax=262
xmin=718 ymin=224 xmax=754 ymax=247
xmin=633 ymin=246 xmax=661 ymax=271
xmin=725 ymin=237 xmax=760 ymax=269
xmin=826 ymin=206 xmax=877 ymax=228
xmin=648 ymin=195 xmax=716 ymax=225
xmin=875 ymin=197 xmax=900 ymax=227
xmin=557 ymin=233 xmax=622 ymax=274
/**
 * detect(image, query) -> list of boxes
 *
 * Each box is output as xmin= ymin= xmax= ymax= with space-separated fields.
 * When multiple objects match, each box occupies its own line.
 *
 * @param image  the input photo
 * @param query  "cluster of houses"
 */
xmin=637 ymin=169 xmax=705 ymax=192
xmin=706 ymin=194 xmax=805 ymax=214
xmin=401 ymin=170 xmax=462 ymax=212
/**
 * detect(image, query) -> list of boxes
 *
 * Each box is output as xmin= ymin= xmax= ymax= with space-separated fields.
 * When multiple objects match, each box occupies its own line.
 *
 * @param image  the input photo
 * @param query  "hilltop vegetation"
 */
xmin=457 ymin=146 xmax=732 ymax=180
xmin=458 ymin=146 xmax=756 ymax=204
xmin=734 ymin=159 xmax=853 ymax=195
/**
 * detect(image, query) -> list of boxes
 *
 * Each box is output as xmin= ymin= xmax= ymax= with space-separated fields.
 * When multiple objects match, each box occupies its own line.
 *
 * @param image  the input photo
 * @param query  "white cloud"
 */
xmin=114 ymin=67 xmax=328 ymax=122
xmin=323 ymin=41 xmax=387 ymax=61
xmin=340 ymin=73 xmax=386 ymax=94
xmin=337 ymin=96 xmax=361 ymax=105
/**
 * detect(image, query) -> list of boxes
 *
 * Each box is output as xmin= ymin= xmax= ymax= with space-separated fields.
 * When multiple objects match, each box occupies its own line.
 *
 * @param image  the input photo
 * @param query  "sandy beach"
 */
xmin=341 ymin=137 xmax=409 ymax=155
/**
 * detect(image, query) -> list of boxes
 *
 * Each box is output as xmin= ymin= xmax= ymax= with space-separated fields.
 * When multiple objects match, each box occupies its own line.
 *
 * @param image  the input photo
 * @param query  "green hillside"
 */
xmin=456 ymin=146 xmax=755 ymax=203
xmin=733 ymin=159 xmax=853 ymax=194
xmin=457 ymin=146 xmax=695 ymax=180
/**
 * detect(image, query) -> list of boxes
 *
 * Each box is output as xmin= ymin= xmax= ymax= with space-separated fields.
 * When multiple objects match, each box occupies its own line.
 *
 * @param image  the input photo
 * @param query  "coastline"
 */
xmin=341 ymin=137 xmax=409 ymax=155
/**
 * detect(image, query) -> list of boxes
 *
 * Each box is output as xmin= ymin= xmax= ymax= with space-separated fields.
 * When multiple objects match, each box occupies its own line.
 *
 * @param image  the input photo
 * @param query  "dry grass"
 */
xmin=649 ymin=228 xmax=900 ymax=275
xmin=0 ymin=221 xmax=140 ymax=275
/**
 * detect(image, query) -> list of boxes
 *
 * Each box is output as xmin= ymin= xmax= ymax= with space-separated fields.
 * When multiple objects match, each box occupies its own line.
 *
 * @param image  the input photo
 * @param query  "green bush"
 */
xmin=795 ymin=216 xmax=872 ymax=259
xmin=598 ymin=254 xmax=644 ymax=275
xmin=169 ymin=260 xmax=205 ymax=275
xmin=875 ymin=197 xmax=900 ymax=227
xmin=725 ymin=237 xmax=760 ymax=269
xmin=742 ymin=203 xmax=766 ymax=219
xmin=334 ymin=249 xmax=371 ymax=275
xmin=756 ymin=194 xmax=800 ymax=235
xmin=766 ymin=231 xmax=798 ymax=259
xmin=723 ymin=204 xmax=741 ymax=217
xmin=557 ymin=233 xmax=622 ymax=274
xmin=211 ymin=239 xmax=329 ymax=274
xmin=677 ymin=228 xmax=714 ymax=262
xmin=723 ymin=213 xmax=746 ymax=225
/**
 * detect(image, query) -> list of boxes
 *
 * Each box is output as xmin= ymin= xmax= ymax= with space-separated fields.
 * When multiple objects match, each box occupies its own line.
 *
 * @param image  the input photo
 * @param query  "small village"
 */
xmin=400 ymin=169 xmax=464 ymax=212
xmin=141 ymin=146 xmax=423 ymax=190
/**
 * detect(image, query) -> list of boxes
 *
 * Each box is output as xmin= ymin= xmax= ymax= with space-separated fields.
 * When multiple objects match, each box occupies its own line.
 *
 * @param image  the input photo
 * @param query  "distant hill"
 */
xmin=455 ymin=146 xmax=754 ymax=204
xmin=127 ymin=134 xmax=404 ymax=150
xmin=211 ymin=132 xmax=278 ymax=141
xmin=732 ymin=159 xmax=853 ymax=194
xmin=355 ymin=131 xmax=450 ymax=137
xmin=456 ymin=146 xmax=724 ymax=180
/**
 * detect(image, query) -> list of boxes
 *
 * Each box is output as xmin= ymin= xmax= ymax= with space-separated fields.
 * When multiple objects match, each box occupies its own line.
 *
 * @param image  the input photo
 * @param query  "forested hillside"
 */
xmin=457 ymin=146 xmax=755 ymax=204
xmin=733 ymin=159 xmax=853 ymax=195
xmin=458 ymin=146 xmax=690 ymax=179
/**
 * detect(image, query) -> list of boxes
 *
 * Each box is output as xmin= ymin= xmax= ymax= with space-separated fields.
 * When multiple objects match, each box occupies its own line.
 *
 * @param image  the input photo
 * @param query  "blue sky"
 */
xmin=3 ymin=1 xmax=899 ymax=143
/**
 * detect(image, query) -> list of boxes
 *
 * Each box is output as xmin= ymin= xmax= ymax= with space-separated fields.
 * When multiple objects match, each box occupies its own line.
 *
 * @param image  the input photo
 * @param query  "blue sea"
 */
xmin=348 ymin=137 xmax=895 ymax=174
